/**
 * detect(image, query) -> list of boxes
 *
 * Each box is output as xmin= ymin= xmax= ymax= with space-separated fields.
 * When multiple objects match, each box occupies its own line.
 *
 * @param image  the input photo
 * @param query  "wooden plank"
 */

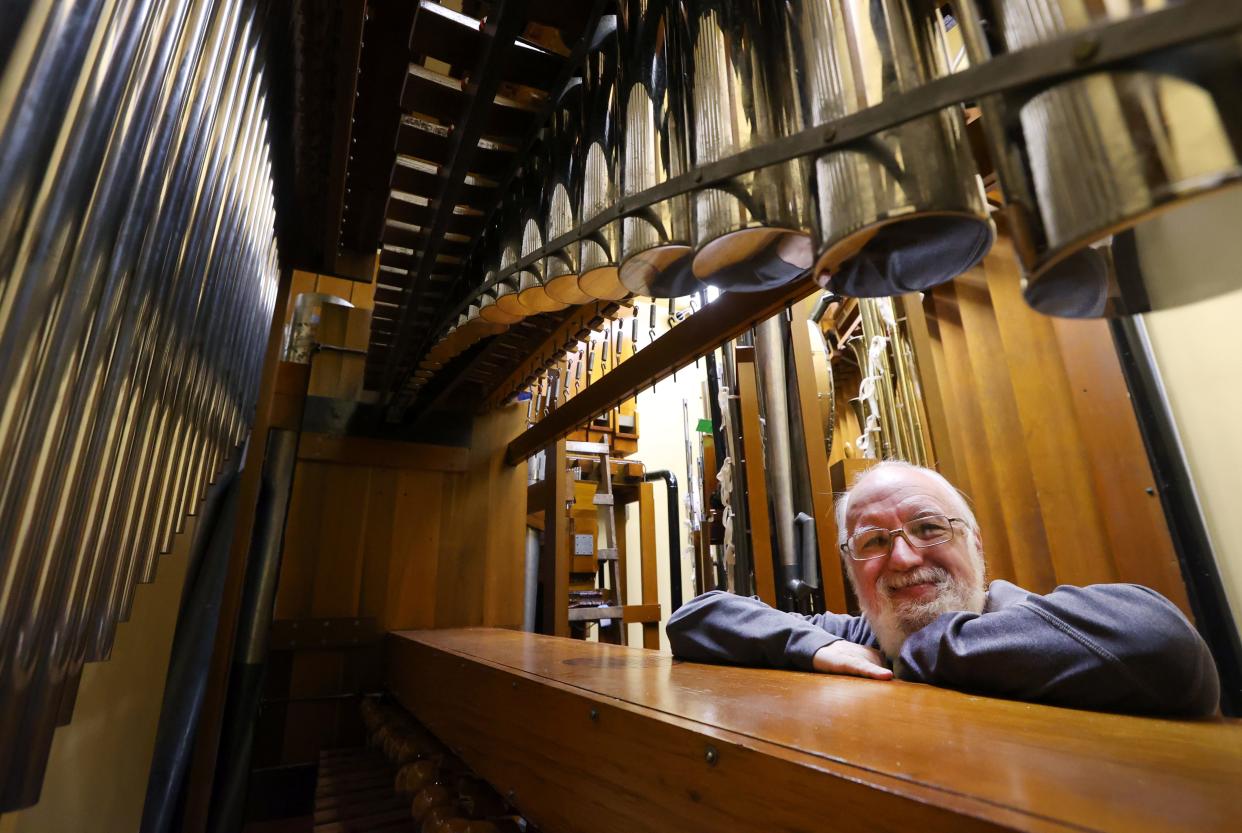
xmin=359 ymin=468 xmax=398 ymax=627
xmin=297 ymin=433 xmax=468 ymax=472
xmin=986 ymin=242 xmax=1118 ymax=588
xmin=638 ymin=482 xmax=660 ymax=649
xmin=315 ymin=275 xmax=358 ymax=304
xmin=789 ymin=297 xmax=848 ymax=613
xmin=928 ymin=280 xmax=1019 ymax=583
xmin=272 ymin=362 xmax=310 ymax=430
xmin=275 ymin=462 xmax=330 ymax=619
xmin=620 ymin=603 xmax=661 ymax=624
xmin=901 ymin=292 xmax=961 ymax=486
xmin=504 ymin=278 xmax=818 ymax=465
xmin=1051 ymin=316 xmax=1192 ymax=614
xmin=387 ymin=629 xmax=1242 ymax=833
xmin=386 ymin=470 xmax=444 ymax=630
xmin=310 ymin=464 xmax=373 ymax=618
xmin=735 ymin=347 xmax=777 ymax=607
xmin=539 ymin=441 xmax=570 ymax=637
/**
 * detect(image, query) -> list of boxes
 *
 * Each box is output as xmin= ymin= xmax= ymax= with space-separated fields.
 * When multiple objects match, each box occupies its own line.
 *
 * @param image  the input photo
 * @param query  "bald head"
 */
xmin=835 ymin=461 xmax=977 ymax=553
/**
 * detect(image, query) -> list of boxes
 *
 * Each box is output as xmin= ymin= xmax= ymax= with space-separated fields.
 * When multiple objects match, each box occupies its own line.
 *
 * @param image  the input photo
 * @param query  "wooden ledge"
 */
xmin=386 ymin=628 xmax=1241 ymax=833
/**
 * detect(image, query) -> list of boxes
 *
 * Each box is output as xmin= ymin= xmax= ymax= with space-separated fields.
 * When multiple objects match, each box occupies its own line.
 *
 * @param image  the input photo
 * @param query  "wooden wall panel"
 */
xmin=986 ymin=246 xmax=1118 ymax=587
xmin=920 ymin=239 xmax=1189 ymax=609
xmin=274 ymin=462 xmax=328 ymax=619
xmin=955 ymin=272 xmax=1058 ymax=591
xmin=430 ymin=408 xmax=528 ymax=630
xmin=928 ymin=283 xmax=1020 ymax=583
xmin=387 ymin=469 xmax=446 ymax=630
xmin=1052 ymin=317 xmax=1192 ymax=613
xmin=310 ymin=464 xmax=373 ymax=617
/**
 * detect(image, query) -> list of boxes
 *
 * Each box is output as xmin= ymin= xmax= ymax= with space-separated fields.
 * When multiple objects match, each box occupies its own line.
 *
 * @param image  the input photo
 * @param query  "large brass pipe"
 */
xmin=961 ymin=0 xmax=1242 ymax=317
xmin=616 ymin=0 xmax=696 ymax=298
xmin=515 ymin=139 xmax=568 ymax=314
xmin=577 ymin=19 xmax=629 ymax=301
xmin=790 ymin=0 xmax=992 ymax=298
xmin=543 ymin=78 xmax=594 ymax=306
xmin=682 ymin=0 xmax=815 ymax=293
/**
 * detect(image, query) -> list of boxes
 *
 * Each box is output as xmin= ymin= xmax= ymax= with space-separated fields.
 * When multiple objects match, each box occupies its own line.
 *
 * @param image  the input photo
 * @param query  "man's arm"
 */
xmin=900 ymin=582 xmax=1221 ymax=716
xmin=666 ymin=590 xmax=878 ymax=671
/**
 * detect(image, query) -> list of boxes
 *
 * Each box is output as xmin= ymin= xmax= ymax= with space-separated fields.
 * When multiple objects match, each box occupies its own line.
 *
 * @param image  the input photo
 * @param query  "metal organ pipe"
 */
xmin=754 ymin=315 xmax=801 ymax=605
xmin=0 ymin=0 xmax=280 ymax=810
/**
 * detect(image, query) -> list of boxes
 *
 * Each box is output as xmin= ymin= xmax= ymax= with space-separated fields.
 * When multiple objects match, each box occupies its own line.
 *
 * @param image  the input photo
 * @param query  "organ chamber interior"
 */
xmin=2 ymin=2 xmax=1242 ymax=832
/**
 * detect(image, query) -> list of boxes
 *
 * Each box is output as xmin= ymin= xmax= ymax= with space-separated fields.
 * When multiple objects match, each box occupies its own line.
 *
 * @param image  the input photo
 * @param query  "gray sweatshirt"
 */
xmin=665 ymin=580 xmax=1221 ymax=716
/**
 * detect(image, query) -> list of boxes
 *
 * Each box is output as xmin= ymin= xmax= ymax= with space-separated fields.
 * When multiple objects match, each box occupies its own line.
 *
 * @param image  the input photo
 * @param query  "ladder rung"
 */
xmin=597 ymin=548 xmax=618 ymax=561
xmin=593 ymin=494 xmax=614 ymax=506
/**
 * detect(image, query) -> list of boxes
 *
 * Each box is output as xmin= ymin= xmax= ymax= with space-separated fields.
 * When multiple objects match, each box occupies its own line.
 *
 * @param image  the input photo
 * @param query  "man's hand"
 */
xmin=811 ymin=640 xmax=893 ymax=680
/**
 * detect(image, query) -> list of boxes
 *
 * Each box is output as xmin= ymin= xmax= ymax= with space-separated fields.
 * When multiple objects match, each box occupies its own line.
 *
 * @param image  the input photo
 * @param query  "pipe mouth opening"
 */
xmin=577 ymin=265 xmax=629 ymax=301
xmin=619 ymin=245 xmax=695 ymax=298
xmin=545 ymin=272 xmax=595 ymax=305
xmin=1026 ymin=178 xmax=1242 ymax=318
xmin=694 ymin=227 xmax=814 ymax=293
xmin=494 ymin=292 xmax=530 ymax=317
xmin=822 ymin=214 xmax=993 ymax=297
xmin=517 ymin=286 xmax=570 ymax=313
xmin=479 ymin=303 xmax=525 ymax=324
xmin=1024 ymin=246 xmax=1113 ymax=318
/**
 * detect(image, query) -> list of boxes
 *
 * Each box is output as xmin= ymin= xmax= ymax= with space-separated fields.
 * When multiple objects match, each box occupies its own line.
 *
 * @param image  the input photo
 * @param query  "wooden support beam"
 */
xmin=538 ymin=440 xmax=569 ymax=638
xmin=505 ymin=277 xmax=817 ymax=465
xmin=387 ymin=628 xmax=1242 ymax=833
xmin=789 ymin=297 xmax=848 ymax=612
xmin=638 ymin=482 xmax=661 ymax=649
xmin=736 ymin=346 xmax=777 ymax=607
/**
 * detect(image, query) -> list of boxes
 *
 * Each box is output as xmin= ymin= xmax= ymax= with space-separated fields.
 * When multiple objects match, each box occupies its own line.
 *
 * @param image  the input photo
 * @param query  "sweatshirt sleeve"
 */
xmin=666 ymin=590 xmax=875 ymax=670
xmin=899 ymin=582 xmax=1221 ymax=716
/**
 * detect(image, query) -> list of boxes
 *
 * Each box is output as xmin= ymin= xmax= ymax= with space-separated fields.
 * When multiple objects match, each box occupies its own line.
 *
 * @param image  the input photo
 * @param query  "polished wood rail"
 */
xmin=386 ymin=628 xmax=1242 ymax=833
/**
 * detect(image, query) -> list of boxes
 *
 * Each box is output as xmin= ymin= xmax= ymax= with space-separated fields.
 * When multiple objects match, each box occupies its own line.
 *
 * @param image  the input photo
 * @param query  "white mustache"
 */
xmin=879 ymin=565 xmax=951 ymax=595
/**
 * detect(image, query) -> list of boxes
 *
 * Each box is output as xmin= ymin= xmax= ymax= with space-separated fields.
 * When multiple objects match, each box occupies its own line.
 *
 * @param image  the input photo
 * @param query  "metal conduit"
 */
xmin=0 ymin=0 xmax=279 ymax=811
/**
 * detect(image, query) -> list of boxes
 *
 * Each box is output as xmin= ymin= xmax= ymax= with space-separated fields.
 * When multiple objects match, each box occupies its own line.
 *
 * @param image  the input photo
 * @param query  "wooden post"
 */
xmin=638 ymin=482 xmax=660 ymax=649
xmin=539 ymin=440 xmax=570 ymax=638
xmin=789 ymin=298 xmax=848 ymax=613
xmin=735 ymin=346 xmax=777 ymax=606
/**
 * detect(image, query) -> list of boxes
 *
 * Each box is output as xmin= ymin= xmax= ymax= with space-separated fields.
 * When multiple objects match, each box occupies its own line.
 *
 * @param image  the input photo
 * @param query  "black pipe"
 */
xmin=140 ymin=469 xmax=240 ymax=833
xmin=1111 ymin=316 xmax=1240 ymax=715
xmin=643 ymin=470 xmax=683 ymax=612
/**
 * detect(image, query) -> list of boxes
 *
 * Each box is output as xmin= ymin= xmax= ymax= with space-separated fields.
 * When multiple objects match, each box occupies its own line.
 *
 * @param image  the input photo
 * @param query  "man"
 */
xmin=666 ymin=461 xmax=1221 ymax=716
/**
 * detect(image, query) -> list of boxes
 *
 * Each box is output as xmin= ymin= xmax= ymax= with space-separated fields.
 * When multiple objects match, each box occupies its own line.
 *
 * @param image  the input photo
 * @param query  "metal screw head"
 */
xmin=511 ymin=680 xmax=518 ymax=689
xmin=1073 ymin=36 xmax=1100 ymax=64
xmin=506 ymin=789 xmax=516 ymax=802
xmin=704 ymin=745 xmax=719 ymax=766
xmin=589 ymin=708 xmax=599 ymax=721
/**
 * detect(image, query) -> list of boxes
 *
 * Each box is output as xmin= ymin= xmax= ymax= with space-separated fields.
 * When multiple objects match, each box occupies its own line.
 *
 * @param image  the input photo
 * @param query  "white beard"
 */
xmin=857 ymin=554 xmax=986 ymax=661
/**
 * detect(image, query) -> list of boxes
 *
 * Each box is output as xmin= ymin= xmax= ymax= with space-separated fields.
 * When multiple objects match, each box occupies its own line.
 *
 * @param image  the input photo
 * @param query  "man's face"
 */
xmin=843 ymin=467 xmax=986 ymax=659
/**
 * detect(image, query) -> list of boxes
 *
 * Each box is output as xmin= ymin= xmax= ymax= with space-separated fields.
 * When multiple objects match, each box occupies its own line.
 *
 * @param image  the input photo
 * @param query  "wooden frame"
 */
xmin=388 ymin=629 xmax=1242 ymax=833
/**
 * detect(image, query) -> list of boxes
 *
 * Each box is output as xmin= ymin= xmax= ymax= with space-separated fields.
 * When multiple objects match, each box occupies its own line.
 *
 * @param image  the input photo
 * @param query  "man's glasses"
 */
xmin=841 ymin=514 xmax=965 ymax=561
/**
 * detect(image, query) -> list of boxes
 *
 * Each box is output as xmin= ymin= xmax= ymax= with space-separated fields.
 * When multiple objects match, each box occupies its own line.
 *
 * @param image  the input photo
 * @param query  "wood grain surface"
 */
xmin=387 ymin=628 xmax=1241 ymax=833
